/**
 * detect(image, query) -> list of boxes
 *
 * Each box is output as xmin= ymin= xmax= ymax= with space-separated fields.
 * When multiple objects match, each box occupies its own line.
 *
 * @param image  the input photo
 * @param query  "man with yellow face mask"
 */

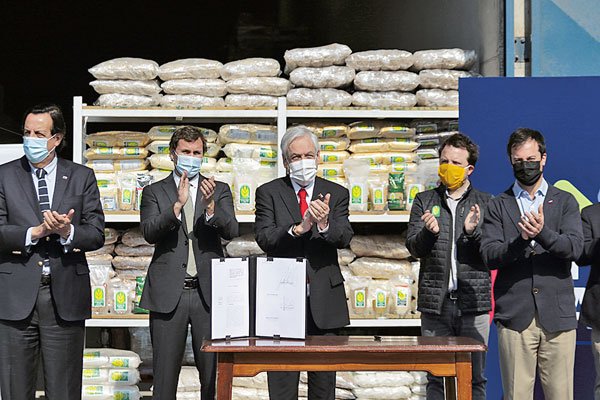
xmin=406 ymin=133 xmax=492 ymax=400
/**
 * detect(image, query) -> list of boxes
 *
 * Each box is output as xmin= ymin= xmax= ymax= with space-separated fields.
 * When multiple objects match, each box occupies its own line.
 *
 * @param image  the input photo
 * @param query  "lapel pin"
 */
xmin=62 ymin=176 xmax=68 ymax=180
xmin=548 ymin=199 xmax=553 ymax=204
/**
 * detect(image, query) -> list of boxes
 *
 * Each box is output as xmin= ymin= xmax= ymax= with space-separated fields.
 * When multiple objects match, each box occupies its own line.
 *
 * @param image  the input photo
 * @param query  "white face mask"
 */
xmin=288 ymin=158 xmax=317 ymax=187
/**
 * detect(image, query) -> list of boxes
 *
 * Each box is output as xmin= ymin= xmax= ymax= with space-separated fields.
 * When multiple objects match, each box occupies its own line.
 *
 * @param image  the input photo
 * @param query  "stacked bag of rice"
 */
xmin=82 ymin=348 xmax=142 ymax=400
xmin=343 ymin=234 xmax=419 ymax=319
xmin=285 ymin=44 xmax=354 ymax=107
xmin=158 ymin=58 xmax=226 ymax=108
xmin=89 ymin=58 xmax=162 ymax=107
xmin=222 ymin=58 xmax=292 ymax=107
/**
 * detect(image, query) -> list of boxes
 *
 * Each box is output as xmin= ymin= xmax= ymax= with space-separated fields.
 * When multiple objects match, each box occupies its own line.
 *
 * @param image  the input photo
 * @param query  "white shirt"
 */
xmin=25 ymin=156 xmax=75 ymax=274
xmin=445 ymin=190 xmax=464 ymax=292
xmin=288 ymin=178 xmax=329 ymax=236
xmin=512 ymin=178 xmax=548 ymax=247
xmin=173 ymin=173 xmax=213 ymax=221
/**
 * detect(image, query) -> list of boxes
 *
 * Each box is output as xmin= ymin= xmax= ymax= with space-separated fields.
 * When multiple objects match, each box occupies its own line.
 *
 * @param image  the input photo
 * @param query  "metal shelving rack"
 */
xmin=74 ymin=95 xmax=459 ymax=329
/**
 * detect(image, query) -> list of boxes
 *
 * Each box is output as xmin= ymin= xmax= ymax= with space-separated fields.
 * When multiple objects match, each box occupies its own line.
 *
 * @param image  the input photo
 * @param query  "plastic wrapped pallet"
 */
xmin=161 ymin=94 xmax=225 ymax=108
xmin=85 ymin=147 xmax=148 ymax=161
xmin=287 ymin=88 xmax=352 ymax=107
xmin=284 ymin=43 xmax=352 ymax=72
xmin=345 ymin=49 xmax=414 ymax=71
xmin=411 ymin=49 xmax=477 ymax=71
xmin=352 ymin=386 xmax=412 ymax=399
xmin=82 ymin=367 xmax=140 ymax=386
xmin=218 ymin=124 xmax=277 ymax=145
xmin=161 ymin=79 xmax=227 ymax=97
xmin=353 ymin=371 xmax=414 ymax=388
xmin=83 ymin=349 xmax=142 ymax=369
xmin=303 ymin=122 xmax=348 ymax=138
xmin=148 ymin=125 xmax=217 ymax=142
xmin=289 ymin=66 xmax=355 ymax=89
xmin=86 ymin=131 xmax=150 ymax=148
xmin=158 ymin=58 xmax=223 ymax=80
xmin=90 ymin=80 xmax=162 ymax=96
xmin=89 ymin=58 xmax=159 ymax=80
xmin=225 ymin=94 xmax=278 ymax=108
xmin=82 ymin=385 xmax=141 ymax=400
xmin=319 ymin=137 xmax=350 ymax=151
xmin=114 ymin=244 xmax=154 ymax=257
xmin=319 ymin=151 xmax=350 ymax=164
xmin=349 ymin=257 xmax=412 ymax=280
xmin=95 ymin=94 xmax=161 ymax=108
xmin=226 ymin=77 xmax=292 ymax=96
xmin=350 ymin=235 xmax=410 ymax=259
xmin=418 ymin=69 xmax=477 ymax=90
xmin=337 ymin=248 xmax=356 ymax=266
xmin=220 ymin=58 xmax=280 ymax=81
xmin=416 ymin=89 xmax=458 ymax=107
xmin=354 ymin=71 xmax=419 ymax=92
xmin=121 ymin=228 xmax=150 ymax=248
xmin=352 ymin=92 xmax=417 ymax=108
xmin=225 ymin=234 xmax=265 ymax=257
xmin=222 ymin=143 xmax=277 ymax=161
xmin=86 ymin=159 xmax=148 ymax=173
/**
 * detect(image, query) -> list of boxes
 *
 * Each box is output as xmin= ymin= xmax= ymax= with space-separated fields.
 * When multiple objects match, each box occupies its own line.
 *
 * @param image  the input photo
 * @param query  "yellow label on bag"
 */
xmin=239 ymin=185 xmax=251 ymax=204
xmin=354 ymin=290 xmax=366 ymax=308
xmin=83 ymin=369 xmax=100 ymax=378
xmin=92 ymin=286 xmax=106 ymax=308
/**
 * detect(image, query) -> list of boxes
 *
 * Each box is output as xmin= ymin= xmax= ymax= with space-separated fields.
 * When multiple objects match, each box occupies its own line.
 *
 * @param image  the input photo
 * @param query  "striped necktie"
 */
xmin=36 ymin=168 xmax=51 ymax=276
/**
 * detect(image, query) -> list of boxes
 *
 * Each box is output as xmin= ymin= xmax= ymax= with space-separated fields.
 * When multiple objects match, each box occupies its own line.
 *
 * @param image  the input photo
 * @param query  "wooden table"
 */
xmin=202 ymin=335 xmax=487 ymax=400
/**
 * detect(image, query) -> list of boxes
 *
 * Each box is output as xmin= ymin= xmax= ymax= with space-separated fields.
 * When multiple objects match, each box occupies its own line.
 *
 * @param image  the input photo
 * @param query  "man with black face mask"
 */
xmin=480 ymin=128 xmax=583 ymax=400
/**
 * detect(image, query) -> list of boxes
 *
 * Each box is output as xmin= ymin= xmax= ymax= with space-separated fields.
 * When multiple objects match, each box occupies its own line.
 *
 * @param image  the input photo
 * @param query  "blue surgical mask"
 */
xmin=23 ymin=135 xmax=55 ymax=164
xmin=175 ymin=154 xmax=202 ymax=179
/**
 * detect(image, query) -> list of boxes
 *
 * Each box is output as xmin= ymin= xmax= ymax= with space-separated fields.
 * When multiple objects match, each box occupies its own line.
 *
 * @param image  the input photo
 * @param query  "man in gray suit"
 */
xmin=139 ymin=125 xmax=238 ymax=399
xmin=480 ymin=128 xmax=583 ymax=400
xmin=255 ymin=125 xmax=353 ymax=400
xmin=0 ymin=103 xmax=105 ymax=400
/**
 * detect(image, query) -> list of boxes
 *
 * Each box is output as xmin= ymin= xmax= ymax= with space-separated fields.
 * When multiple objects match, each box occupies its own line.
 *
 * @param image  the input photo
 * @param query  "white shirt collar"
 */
xmin=290 ymin=177 xmax=315 ymax=196
xmin=512 ymin=178 xmax=548 ymax=199
xmin=29 ymin=155 xmax=58 ymax=176
xmin=173 ymin=171 xmax=200 ymax=188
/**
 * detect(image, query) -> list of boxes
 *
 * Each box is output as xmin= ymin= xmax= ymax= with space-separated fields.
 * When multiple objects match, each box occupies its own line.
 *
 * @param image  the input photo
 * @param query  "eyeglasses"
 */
xmin=288 ymin=153 xmax=316 ymax=163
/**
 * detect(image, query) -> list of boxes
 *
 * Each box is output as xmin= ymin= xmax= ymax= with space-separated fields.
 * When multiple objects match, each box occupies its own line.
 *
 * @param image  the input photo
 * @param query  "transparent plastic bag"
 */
xmin=226 ymin=77 xmax=291 ymax=96
xmin=319 ymin=151 xmax=350 ymax=164
xmin=389 ymin=278 xmax=413 ymax=317
xmin=418 ymin=69 xmax=478 ymax=90
xmin=302 ymin=122 xmax=348 ymax=138
xmin=352 ymin=91 xmax=417 ymax=108
xmin=161 ymin=79 xmax=227 ymax=96
xmin=90 ymin=265 xmax=112 ymax=315
xmin=220 ymin=58 xmax=280 ymax=81
xmin=86 ymin=131 xmax=150 ymax=148
xmin=82 ymin=367 xmax=140 ymax=385
xmin=412 ymin=49 xmax=477 ymax=71
xmin=225 ymin=94 xmax=278 ymax=108
xmin=95 ymin=94 xmax=161 ymax=108
xmin=350 ymin=235 xmax=410 ymax=259
xmin=82 ymin=384 xmax=141 ymax=399
xmin=318 ymin=137 xmax=350 ymax=151
xmin=116 ymin=172 xmax=137 ymax=211
xmin=368 ymin=175 xmax=388 ymax=211
xmin=121 ymin=228 xmax=150 ymax=247
xmin=83 ymin=349 xmax=142 ymax=369
xmin=232 ymin=159 xmax=260 ymax=211
xmin=225 ymin=233 xmax=265 ymax=257
xmin=86 ymin=147 xmax=148 ymax=161
xmin=158 ymin=58 xmax=223 ymax=80
xmin=346 ymin=275 xmax=372 ymax=318
xmin=344 ymin=159 xmax=370 ymax=212
xmin=349 ymin=152 xmax=417 ymax=165
xmin=368 ymin=280 xmax=391 ymax=319
xmin=145 ymin=140 xmax=170 ymax=154
xmin=222 ymin=143 xmax=277 ymax=161
xmin=349 ymin=257 xmax=412 ymax=280
xmin=107 ymin=279 xmax=136 ymax=315
xmin=345 ymin=49 xmax=414 ymax=71
xmin=90 ymin=80 xmax=161 ymax=96
xmin=317 ymin=163 xmax=345 ymax=178
xmin=160 ymin=94 xmax=225 ymax=108
xmin=218 ymin=124 xmax=277 ymax=145
xmin=289 ymin=66 xmax=355 ymax=89
xmin=349 ymin=138 xmax=419 ymax=153
xmin=286 ymin=88 xmax=352 ymax=107
xmin=147 ymin=125 xmax=217 ymax=142
xmin=284 ymin=43 xmax=352 ymax=72
xmin=416 ymin=89 xmax=459 ymax=107
xmin=354 ymin=71 xmax=419 ymax=92
xmin=89 ymin=58 xmax=159 ymax=80
xmin=337 ymin=248 xmax=356 ymax=266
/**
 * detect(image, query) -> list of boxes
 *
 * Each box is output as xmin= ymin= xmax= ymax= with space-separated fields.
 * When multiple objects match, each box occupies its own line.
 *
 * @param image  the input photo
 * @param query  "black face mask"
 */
xmin=512 ymin=161 xmax=542 ymax=186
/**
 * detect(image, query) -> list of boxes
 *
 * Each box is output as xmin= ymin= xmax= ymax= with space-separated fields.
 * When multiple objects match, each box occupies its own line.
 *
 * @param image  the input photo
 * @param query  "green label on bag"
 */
xmin=83 ymin=385 xmax=104 ymax=395
xmin=124 ymin=148 xmax=140 ymax=156
xmin=110 ymin=357 xmax=130 ymax=368
xmin=84 ymin=351 xmax=101 ymax=360
xmin=83 ymin=368 xmax=101 ymax=378
xmin=375 ymin=290 xmax=387 ymax=308
xmin=239 ymin=185 xmax=251 ymax=204
xmin=396 ymin=287 xmax=409 ymax=307
xmin=123 ymin=141 xmax=139 ymax=147
xmin=114 ymin=291 xmax=127 ymax=312
xmin=323 ymin=155 xmax=338 ymax=162
xmin=354 ymin=290 xmax=366 ymax=308
xmin=351 ymin=185 xmax=363 ymax=204
xmin=320 ymin=144 xmax=335 ymax=151
xmin=92 ymin=286 xmax=106 ymax=308
xmin=432 ymin=205 xmax=441 ymax=218
xmin=110 ymin=370 xmax=129 ymax=382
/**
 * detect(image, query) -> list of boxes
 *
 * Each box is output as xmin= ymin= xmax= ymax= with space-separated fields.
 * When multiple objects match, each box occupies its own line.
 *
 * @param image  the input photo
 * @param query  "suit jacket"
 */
xmin=0 ymin=156 xmax=105 ymax=321
xmin=480 ymin=184 xmax=583 ymax=333
xmin=578 ymin=203 xmax=600 ymax=331
xmin=139 ymin=173 xmax=238 ymax=313
xmin=254 ymin=176 xmax=353 ymax=330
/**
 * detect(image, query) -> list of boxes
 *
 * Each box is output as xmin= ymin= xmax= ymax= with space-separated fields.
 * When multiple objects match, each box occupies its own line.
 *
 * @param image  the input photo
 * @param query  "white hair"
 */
xmin=280 ymin=125 xmax=319 ymax=162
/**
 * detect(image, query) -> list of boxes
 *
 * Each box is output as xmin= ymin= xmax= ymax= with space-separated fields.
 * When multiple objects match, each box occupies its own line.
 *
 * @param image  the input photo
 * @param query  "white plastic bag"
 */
xmin=219 ymin=124 xmax=277 ymax=145
xmin=412 ymin=49 xmax=477 ymax=71
xmin=416 ymin=89 xmax=459 ymax=107
xmin=350 ymin=235 xmax=410 ymax=259
xmin=289 ymin=66 xmax=355 ymax=89
xmin=158 ymin=58 xmax=223 ymax=80
xmin=418 ymin=69 xmax=477 ymax=90
xmin=225 ymin=94 xmax=278 ymax=107
xmin=345 ymin=49 xmax=414 ymax=71
xmin=220 ymin=58 xmax=280 ymax=81
xmin=226 ymin=77 xmax=291 ymax=96
xmin=286 ymin=88 xmax=352 ymax=107
xmin=352 ymin=92 xmax=417 ymax=108
xmin=160 ymin=95 xmax=225 ymax=108
xmin=89 ymin=58 xmax=159 ymax=80
xmin=354 ymin=71 xmax=419 ymax=92
xmin=83 ymin=349 xmax=142 ymax=369
xmin=349 ymin=257 xmax=413 ymax=280
xmin=344 ymin=159 xmax=370 ymax=212
xmin=284 ymin=43 xmax=352 ymax=72
xmin=161 ymin=79 xmax=227 ymax=96
xmin=90 ymin=80 xmax=161 ymax=96
xmin=95 ymin=94 xmax=161 ymax=108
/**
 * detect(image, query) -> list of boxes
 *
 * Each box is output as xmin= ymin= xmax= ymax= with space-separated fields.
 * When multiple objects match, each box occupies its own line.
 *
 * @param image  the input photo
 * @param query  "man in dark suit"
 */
xmin=139 ymin=125 xmax=238 ymax=400
xmin=0 ymin=103 xmax=105 ymax=400
xmin=254 ymin=125 xmax=353 ymax=400
xmin=480 ymin=128 xmax=583 ymax=400
xmin=578 ymin=203 xmax=600 ymax=400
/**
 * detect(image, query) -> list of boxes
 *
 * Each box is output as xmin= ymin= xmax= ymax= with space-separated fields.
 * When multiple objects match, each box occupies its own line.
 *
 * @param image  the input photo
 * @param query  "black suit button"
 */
xmin=532 ymin=288 xmax=539 ymax=294
xmin=184 ymin=241 xmax=188 ymax=246
xmin=182 ymin=263 xmax=186 ymax=269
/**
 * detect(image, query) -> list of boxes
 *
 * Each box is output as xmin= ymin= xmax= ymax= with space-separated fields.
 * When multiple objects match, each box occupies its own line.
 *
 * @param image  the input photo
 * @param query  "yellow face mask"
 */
xmin=438 ymin=163 xmax=467 ymax=190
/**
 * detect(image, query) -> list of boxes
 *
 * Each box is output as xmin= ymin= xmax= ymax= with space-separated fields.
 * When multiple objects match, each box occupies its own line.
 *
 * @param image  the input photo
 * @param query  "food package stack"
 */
xmin=411 ymin=49 xmax=478 ymax=107
xmin=411 ymin=119 xmax=458 ymax=161
xmin=349 ymin=371 xmax=427 ymax=399
xmin=218 ymin=124 xmax=278 ymax=211
xmin=89 ymin=57 xmax=162 ymax=107
xmin=158 ymin=58 xmax=227 ymax=108
xmin=88 ymin=228 xmax=118 ymax=316
xmin=82 ymin=348 xmax=142 ymax=400
xmin=343 ymin=234 xmax=419 ymax=319
xmin=346 ymin=49 xmax=419 ymax=108
xmin=222 ymin=58 xmax=291 ymax=108
xmin=224 ymin=233 xmax=265 ymax=257
xmin=285 ymin=43 xmax=354 ymax=107
xmin=302 ymin=122 xmax=349 ymax=187
xmin=147 ymin=124 xmax=221 ymax=180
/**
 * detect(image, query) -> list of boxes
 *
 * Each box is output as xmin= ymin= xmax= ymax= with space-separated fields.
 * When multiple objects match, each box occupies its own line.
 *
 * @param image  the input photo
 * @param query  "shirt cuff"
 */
xmin=25 ymin=227 xmax=39 ymax=248
xmin=60 ymin=224 xmax=75 ymax=252
xmin=205 ymin=212 xmax=214 ymax=221
xmin=317 ymin=224 xmax=329 ymax=234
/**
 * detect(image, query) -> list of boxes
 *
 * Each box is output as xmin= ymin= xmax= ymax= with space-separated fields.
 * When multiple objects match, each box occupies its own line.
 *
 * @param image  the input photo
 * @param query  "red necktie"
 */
xmin=298 ymin=188 xmax=308 ymax=217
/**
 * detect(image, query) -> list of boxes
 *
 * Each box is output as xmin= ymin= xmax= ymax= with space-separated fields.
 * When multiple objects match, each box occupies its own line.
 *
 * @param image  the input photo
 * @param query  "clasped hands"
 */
xmin=32 ymin=209 xmax=75 ymax=240
xmin=293 ymin=193 xmax=331 ymax=236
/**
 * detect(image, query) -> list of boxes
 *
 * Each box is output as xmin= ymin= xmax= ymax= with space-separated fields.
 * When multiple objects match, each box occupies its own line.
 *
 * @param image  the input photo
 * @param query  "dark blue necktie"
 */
xmin=36 ymin=168 xmax=50 ymax=213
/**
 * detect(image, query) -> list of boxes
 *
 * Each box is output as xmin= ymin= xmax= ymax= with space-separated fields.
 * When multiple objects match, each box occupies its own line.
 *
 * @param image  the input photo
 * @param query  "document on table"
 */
xmin=255 ymin=257 xmax=306 ymax=339
xmin=211 ymin=258 xmax=250 ymax=339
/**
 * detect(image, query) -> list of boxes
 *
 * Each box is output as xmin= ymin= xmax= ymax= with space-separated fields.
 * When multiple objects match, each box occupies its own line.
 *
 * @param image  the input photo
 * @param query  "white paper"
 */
xmin=255 ymin=257 xmax=306 ymax=339
xmin=211 ymin=258 xmax=250 ymax=339
xmin=255 ymin=339 xmax=305 ymax=347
